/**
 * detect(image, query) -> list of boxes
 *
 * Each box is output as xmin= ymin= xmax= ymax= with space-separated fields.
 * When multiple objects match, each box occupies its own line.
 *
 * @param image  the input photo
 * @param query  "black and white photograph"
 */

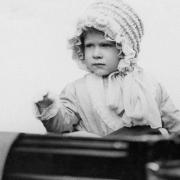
xmin=0 ymin=0 xmax=180 ymax=179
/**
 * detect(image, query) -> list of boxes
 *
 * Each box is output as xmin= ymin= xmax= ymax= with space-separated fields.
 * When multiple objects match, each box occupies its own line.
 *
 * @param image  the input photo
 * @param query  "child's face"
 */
xmin=83 ymin=30 xmax=120 ymax=77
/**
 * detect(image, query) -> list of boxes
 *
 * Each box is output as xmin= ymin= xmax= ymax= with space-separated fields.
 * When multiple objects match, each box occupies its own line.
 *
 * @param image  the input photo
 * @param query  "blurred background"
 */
xmin=0 ymin=0 xmax=179 ymax=133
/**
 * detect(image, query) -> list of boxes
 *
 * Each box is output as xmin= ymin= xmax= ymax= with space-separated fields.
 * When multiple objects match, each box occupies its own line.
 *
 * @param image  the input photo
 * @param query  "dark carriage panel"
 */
xmin=2 ymin=133 xmax=180 ymax=180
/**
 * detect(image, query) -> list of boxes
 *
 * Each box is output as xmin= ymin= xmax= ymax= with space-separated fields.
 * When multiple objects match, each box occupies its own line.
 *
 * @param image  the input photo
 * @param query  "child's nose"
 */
xmin=92 ymin=46 xmax=103 ymax=59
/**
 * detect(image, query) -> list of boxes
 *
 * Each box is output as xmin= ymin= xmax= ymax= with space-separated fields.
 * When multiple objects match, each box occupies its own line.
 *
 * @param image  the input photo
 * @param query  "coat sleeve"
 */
xmin=38 ymin=83 xmax=81 ymax=133
xmin=158 ymin=83 xmax=180 ymax=134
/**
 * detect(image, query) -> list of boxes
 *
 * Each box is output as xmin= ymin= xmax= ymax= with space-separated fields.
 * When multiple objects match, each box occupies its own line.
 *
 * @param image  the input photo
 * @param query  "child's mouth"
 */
xmin=92 ymin=63 xmax=105 ymax=67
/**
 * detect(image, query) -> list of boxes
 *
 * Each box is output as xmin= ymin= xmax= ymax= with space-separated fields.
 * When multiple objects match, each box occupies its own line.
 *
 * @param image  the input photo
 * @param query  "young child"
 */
xmin=35 ymin=0 xmax=180 ymax=137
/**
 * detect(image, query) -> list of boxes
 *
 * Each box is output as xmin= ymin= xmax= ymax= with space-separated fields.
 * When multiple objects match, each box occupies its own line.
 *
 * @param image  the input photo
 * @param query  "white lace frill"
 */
xmin=86 ymin=68 xmax=162 ymax=131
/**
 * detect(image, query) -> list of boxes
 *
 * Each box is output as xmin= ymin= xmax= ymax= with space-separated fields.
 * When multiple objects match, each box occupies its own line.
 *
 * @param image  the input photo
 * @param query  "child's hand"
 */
xmin=35 ymin=92 xmax=55 ymax=114
xmin=33 ymin=91 xmax=59 ymax=121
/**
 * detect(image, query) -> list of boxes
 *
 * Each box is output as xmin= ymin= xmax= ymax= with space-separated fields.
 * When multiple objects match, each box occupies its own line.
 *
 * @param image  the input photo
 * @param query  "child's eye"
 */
xmin=101 ymin=43 xmax=114 ymax=47
xmin=85 ymin=44 xmax=93 ymax=48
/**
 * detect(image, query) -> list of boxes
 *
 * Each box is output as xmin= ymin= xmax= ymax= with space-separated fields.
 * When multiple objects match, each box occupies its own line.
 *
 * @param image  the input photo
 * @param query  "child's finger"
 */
xmin=43 ymin=92 xmax=49 ymax=101
xmin=46 ymin=91 xmax=58 ymax=102
xmin=32 ymin=89 xmax=49 ymax=103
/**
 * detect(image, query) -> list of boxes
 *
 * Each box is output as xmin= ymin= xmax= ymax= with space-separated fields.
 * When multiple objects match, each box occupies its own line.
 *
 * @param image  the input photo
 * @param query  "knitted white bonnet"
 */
xmin=69 ymin=0 xmax=144 ymax=75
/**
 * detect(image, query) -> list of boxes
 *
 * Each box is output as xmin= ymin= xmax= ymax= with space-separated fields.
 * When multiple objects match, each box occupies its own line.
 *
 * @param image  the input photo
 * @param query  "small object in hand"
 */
xmin=35 ymin=93 xmax=54 ymax=114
